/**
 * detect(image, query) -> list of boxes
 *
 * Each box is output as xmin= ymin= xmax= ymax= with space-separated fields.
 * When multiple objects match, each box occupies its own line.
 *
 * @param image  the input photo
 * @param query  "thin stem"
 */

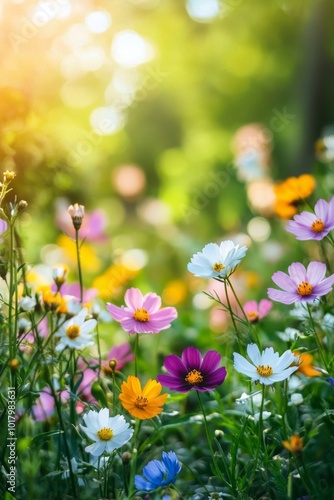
xmin=223 ymin=280 xmax=242 ymax=350
xmin=307 ymin=304 xmax=329 ymax=372
xmin=75 ymin=228 xmax=83 ymax=304
xmin=128 ymin=418 xmax=141 ymax=497
xmin=134 ymin=333 xmax=139 ymax=377
xmin=196 ymin=391 xmax=223 ymax=480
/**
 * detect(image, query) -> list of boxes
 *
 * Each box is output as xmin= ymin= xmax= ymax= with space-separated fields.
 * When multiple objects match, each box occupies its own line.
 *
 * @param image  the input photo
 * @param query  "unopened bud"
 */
xmin=18 ymin=200 xmax=28 ymax=211
xmin=109 ymin=359 xmax=117 ymax=372
xmin=122 ymin=452 xmax=132 ymax=464
xmin=8 ymin=358 xmax=20 ymax=370
xmin=68 ymin=203 xmax=85 ymax=230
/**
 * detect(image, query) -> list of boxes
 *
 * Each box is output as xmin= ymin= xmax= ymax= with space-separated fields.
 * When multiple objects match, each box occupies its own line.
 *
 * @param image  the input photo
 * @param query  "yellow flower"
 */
xmin=282 ymin=435 xmax=303 ymax=453
xmin=57 ymin=234 xmax=101 ymax=274
xmin=162 ymin=279 xmax=187 ymax=305
xmin=119 ymin=376 xmax=167 ymax=420
xmin=92 ymin=264 xmax=137 ymax=299
xmin=274 ymin=174 xmax=315 ymax=218
xmin=294 ymin=351 xmax=321 ymax=377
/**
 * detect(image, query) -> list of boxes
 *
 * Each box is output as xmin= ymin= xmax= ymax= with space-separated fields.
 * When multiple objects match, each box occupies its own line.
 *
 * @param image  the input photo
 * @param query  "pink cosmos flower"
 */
xmin=106 ymin=288 xmax=178 ymax=334
xmin=285 ymin=197 xmax=334 ymax=240
xmin=268 ymin=261 xmax=334 ymax=305
xmin=101 ymin=343 xmax=134 ymax=373
xmin=243 ymin=299 xmax=273 ymax=322
xmin=32 ymin=387 xmax=69 ymax=422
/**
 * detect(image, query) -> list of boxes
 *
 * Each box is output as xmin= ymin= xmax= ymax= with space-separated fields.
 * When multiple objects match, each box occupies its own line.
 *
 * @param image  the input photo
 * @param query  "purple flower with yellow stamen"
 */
xmin=285 ymin=197 xmax=334 ymax=241
xmin=157 ymin=346 xmax=227 ymax=393
xmin=106 ymin=288 xmax=177 ymax=334
xmin=267 ymin=261 xmax=334 ymax=305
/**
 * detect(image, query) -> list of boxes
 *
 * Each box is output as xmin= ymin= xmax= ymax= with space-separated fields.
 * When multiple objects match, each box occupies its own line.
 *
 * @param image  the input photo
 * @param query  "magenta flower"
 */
xmin=32 ymin=387 xmax=69 ymax=422
xmin=243 ymin=299 xmax=273 ymax=323
xmin=267 ymin=261 xmax=334 ymax=305
xmin=106 ymin=288 xmax=178 ymax=334
xmin=285 ymin=197 xmax=334 ymax=241
xmin=102 ymin=343 xmax=134 ymax=372
xmin=157 ymin=346 xmax=227 ymax=392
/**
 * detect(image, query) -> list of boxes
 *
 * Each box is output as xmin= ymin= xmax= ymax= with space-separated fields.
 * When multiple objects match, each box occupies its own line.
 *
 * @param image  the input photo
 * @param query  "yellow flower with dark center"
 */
xmin=294 ymin=351 xmax=321 ymax=377
xmin=282 ymin=435 xmax=303 ymax=453
xmin=274 ymin=174 xmax=315 ymax=218
xmin=119 ymin=376 xmax=167 ymax=420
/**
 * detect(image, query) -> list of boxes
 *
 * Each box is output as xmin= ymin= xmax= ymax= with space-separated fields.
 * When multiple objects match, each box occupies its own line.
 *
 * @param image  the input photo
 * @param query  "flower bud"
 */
xmin=68 ymin=203 xmax=85 ymax=230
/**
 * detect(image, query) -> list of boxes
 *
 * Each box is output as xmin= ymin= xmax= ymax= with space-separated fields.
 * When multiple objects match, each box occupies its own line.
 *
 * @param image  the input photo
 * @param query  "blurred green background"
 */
xmin=1 ymin=0 xmax=334 ymax=324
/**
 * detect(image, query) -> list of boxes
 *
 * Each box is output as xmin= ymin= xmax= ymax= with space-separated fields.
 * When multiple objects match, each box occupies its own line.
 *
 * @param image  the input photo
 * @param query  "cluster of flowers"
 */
xmin=4 ymin=175 xmax=334 ymax=496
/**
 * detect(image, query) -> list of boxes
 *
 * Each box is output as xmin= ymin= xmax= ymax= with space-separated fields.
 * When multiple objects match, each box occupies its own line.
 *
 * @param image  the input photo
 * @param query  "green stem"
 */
xmin=307 ymin=304 xmax=329 ymax=372
xmin=196 ymin=391 xmax=223 ymax=480
xmin=134 ymin=333 xmax=139 ymax=377
xmin=223 ymin=280 xmax=241 ymax=349
xmin=75 ymin=228 xmax=83 ymax=304
xmin=128 ymin=418 xmax=141 ymax=497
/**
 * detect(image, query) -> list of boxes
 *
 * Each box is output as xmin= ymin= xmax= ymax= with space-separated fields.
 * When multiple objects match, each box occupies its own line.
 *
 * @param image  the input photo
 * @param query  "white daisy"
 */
xmin=80 ymin=408 xmax=133 ymax=457
xmin=54 ymin=308 xmax=96 ymax=351
xmin=233 ymin=344 xmax=299 ymax=386
xmin=187 ymin=240 xmax=248 ymax=279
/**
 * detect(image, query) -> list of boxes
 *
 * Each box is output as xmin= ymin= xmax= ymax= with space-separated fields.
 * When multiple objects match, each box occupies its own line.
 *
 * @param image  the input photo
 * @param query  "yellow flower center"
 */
xmin=135 ymin=396 xmax=148 ymax=409
xmin=297 ymin=281 xmax=313 ymax=296
xmin=212 ymin=263 xmax=225 ymax=272
xmin=97 ymin=427 xmax=113 ymax=441
xmin=185 ymin=369 xmax=203 ymax=385
xmin=247 ymin=311 xmax=259 ymax=322
xmin=66 ymin=325 xmax=80 ymax=339
xmin=133 ymin=308 xmax=150 ymax=322
xmin=256 ymin=365 xmax=273 ymax=377
xmin=311 ymin=219 xmax=325 ymax=232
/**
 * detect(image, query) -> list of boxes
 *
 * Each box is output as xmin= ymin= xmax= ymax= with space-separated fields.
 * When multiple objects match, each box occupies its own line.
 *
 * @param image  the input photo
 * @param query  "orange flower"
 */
xmin=119 ymin=376 xmax=167 ymax=420
xmin=274 ymin=174 xmax=315 ymax=218
xmin=282 ymin=435 xmax=303 ymax=453
xmin=294 ymin=351 xmax=321 ymax=377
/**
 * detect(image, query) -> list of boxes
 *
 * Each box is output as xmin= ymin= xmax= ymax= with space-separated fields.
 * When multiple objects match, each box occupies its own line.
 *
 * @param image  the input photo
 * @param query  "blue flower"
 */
xmin=327 ymin=377 xmax=334 ymax=387
xmin=134 ymin=451 xmax=181 ymax=492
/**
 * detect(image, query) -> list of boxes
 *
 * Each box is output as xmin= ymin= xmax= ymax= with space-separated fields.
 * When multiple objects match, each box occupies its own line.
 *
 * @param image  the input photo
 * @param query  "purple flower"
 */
xmin=106 ymin=288 xmax=177 ymax=335
xmin=285 ymin=197 xmax=334 ymax=240
xmin=243 ymin=299 xmax=273 ymax=322
xmin=267 ymin=261 xmax=334 ymax=305
xmin=157 ymin=346 xmax=227 ymax=392
xmin=0 ymin=218 xmax=7 ymax=242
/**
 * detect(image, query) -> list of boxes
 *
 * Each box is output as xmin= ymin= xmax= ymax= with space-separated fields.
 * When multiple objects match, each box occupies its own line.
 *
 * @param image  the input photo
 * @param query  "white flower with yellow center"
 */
xmin=233 ymin=344 xmax=299 ymax=386
xmin=80 ymin=408 xmax=133 ymax=456
xmin=187 ymin=240 xmax=248 ymax=279
xmin=55 ymin=308 xmax=96 ymax=351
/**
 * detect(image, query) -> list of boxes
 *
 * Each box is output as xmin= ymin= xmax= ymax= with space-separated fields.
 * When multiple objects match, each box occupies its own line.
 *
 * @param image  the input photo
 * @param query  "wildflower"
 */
xmin=41 ymin=289 xmax=63 ymax=311
xmin=294 ymin=352 xmax=321 ymax=377
xmin=274 ymin=174 xmax=315 ymax=218
xmin=289 ymin=393 xmax=303 ymax=406
xmin=119 ymin=376 xmax=167 ymax=420
xmin=285 ymin=197 xmax=334 ymax=240
xmin=54 ymin=308 xmax=96 ymax=351
xmin=243 ymin=299 xmax=273 ymax=322
xmin=0 ymin=218 xmax=7 ymax=242
xmin=233 ymin=344 xmax=299 ymax=385
xmin=3 ymin=170 xmax=16 ymax=182
xmin=282 ymin=435 xmax=303 ymax=453
xmin=267 ymin=261 xmax=334 ymax=305
xmin=68 ymin=203 xmax=85 ymax=230
xmin=53 ymin=264 xmax=69 ymax=289
xmin=101 ymin=343 xmax=134 ymax=374
xmin=187 ymin=240 xmax=247 ymax=279
xmin=134 ymin=451 xmax=181 ymax=492
xmin=19 ymin=296 xmax=37 ymax=311
xmin=57 ymin=203 xmax=108 ymax=242
xmin=157 ymin=346 xmax=227 ymax=393
xmin=32 ymin=387 xmax=69 ymax=422
xmin=80 ymin=408 xmax=133 ymax=456
xmin=106 ymin=288 xmax=177 ymax=335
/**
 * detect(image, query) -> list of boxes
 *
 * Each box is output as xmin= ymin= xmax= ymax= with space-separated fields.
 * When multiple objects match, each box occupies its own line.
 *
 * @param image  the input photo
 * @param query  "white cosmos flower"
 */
xmin=80 ymin=408 xmax=133 ymax=457
xmin=187 ymin=240 xmax=248 ymax=279
xmin=54 ymin=308 xmax=96 ymax=351
xmin=233 ymin=344 xmax=299 ymax=386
